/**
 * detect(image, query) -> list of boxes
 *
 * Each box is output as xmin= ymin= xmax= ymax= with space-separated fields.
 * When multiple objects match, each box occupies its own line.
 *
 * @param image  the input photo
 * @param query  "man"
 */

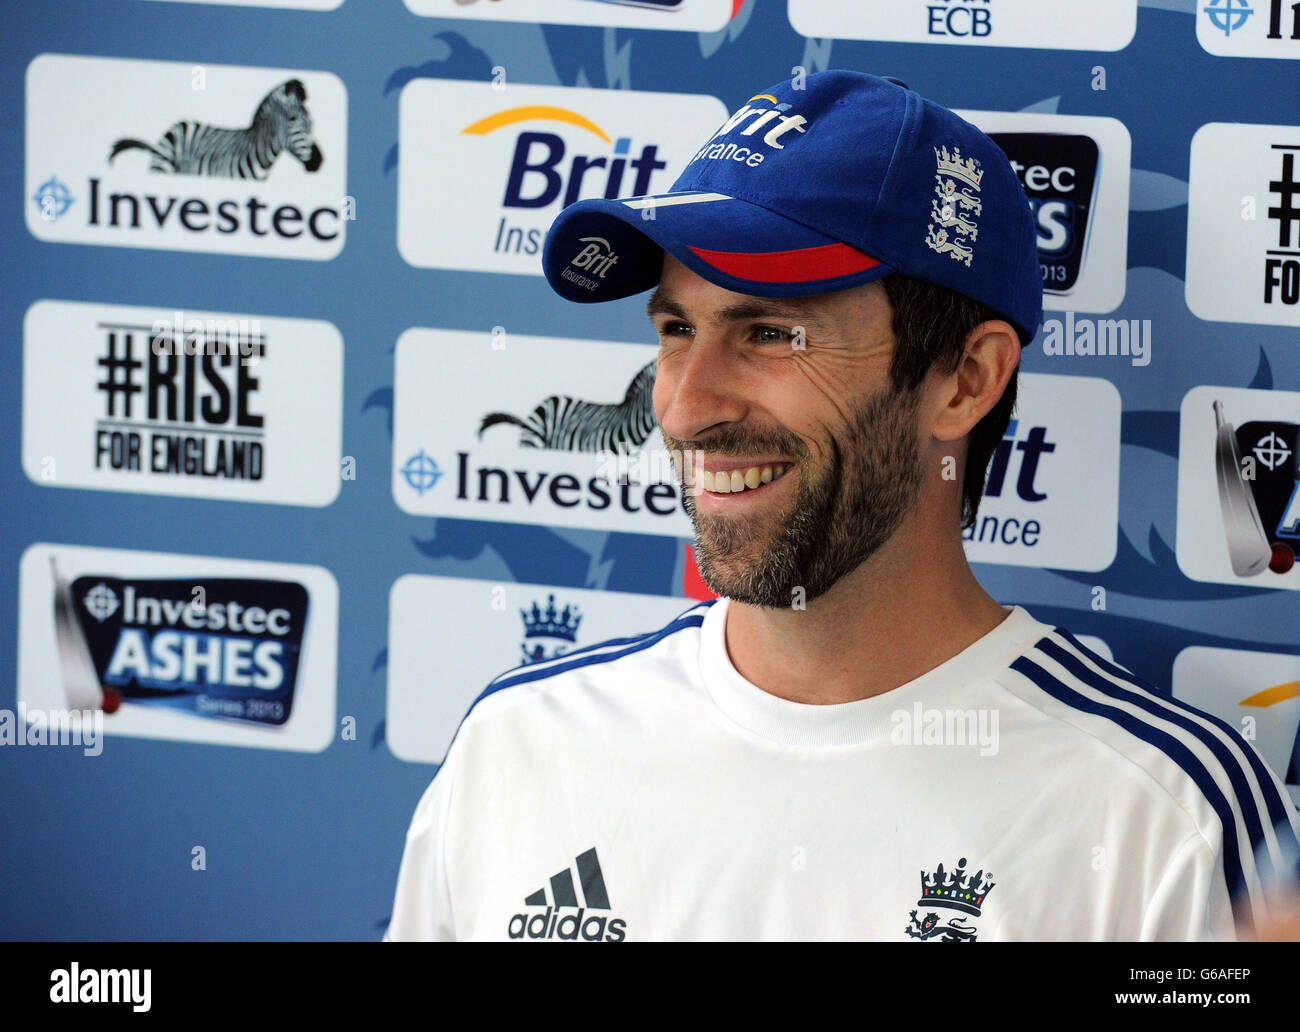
xmin=387 ymin=71 xmax=1299 ymax=941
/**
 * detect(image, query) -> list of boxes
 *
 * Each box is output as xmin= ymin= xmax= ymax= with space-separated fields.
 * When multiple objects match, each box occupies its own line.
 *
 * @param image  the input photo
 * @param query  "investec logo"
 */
xmin=26 ymin=55 xmax=347 ymax=259
xmin=508 ymin=848 xmax=627 ymax=942
xmin=396 ymin=81 xmax=727 ymax=274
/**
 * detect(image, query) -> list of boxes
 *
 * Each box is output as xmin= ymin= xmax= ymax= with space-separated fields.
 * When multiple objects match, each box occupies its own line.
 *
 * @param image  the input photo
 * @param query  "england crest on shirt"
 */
xmin=905 ymin=856 xmax=995 ymax=941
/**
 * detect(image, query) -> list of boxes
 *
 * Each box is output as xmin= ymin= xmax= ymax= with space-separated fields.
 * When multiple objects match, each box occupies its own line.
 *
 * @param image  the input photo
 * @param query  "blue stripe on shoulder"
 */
xmin=1054 ymin=628 xmax=1297 ymax=836
xmin=488 ymin=605 xmax=709 ymax=694
xmin=1009 ymin=650 xmax=1254 ymax=921
xmin=483 ymin=599 xmax=715 ymax=688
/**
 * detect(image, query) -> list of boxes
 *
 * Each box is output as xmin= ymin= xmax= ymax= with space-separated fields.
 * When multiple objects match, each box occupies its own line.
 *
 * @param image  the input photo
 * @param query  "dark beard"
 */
xmin=669 ymin=382 xmax=924 ymax=608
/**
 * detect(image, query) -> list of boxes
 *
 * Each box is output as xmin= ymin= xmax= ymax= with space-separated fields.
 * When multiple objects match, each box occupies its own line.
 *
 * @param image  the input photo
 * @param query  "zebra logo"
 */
xmin=108 ymin=79 xmax=323 ymax=180
xmin=477 ymin=361 xmax=657 ymax=453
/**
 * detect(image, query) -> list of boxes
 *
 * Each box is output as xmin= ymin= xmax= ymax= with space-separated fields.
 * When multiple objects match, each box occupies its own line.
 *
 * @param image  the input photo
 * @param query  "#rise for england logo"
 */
xmin=787 ymin=0 xmax=1137 ymax=51
xmin=22 ymin=300 xmax=343 ymax=506
xmin=1187 ymin=122 xmax=1300 ymax=327
xmin=395 ymin=80 xmax=726 ymax=275
xmin=26 ymin=55 xmax=348 ymax=259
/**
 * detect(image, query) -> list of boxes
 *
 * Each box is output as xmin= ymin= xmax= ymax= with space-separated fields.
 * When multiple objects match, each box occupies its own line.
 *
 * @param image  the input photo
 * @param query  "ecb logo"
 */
xmin=926 ymin=0 xmax=992 ymax=37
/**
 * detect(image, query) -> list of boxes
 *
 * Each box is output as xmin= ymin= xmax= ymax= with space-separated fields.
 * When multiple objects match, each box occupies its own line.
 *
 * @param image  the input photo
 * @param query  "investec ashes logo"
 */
xmin=67 ymin=575 xmax=309 ymax=726
xmin=988 ymin=132 xmax=1099 ymax=293
xmin=94 ymin=315 xmax=266 ymax=482
xmin=508 ymin=848 xmax=627 ymax=942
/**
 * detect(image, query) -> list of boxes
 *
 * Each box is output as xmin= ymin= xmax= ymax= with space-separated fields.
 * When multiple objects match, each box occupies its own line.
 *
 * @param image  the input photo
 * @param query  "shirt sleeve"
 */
xmin=1140 ymin=742 xmax=1300 ymax=943
xmin=1139 ymin=832 xmax=1236 ymax=942
xmin=384 ymin=738 xmax=462 ymax=942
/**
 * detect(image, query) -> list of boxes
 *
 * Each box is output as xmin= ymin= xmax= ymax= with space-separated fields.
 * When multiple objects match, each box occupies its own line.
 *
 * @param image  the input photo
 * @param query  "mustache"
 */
xmin=661 ymin=425 xmax=809 ymax=460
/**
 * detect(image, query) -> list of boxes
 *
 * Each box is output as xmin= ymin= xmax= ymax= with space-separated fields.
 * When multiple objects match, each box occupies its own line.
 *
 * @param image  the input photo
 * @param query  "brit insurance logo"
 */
xmin=22 ymin=300 xmax=343 ymax=506
xmin=1199 ymin=0 xmax=1300 ymax=58
xmin=1177 ymin=386 xmax=1300 ymax=590
xmin=508 ymin=848 xmax=627 ymax=942
xmin=788 ymin=0 xmax=1136 ymax=51
xmin=386 ymin=575 xmax=692 ymax=764
xmin=26 ymin=55 xmax=347 ymax=259
xmin=962 ymin=372 xmax=1121 ymax=573
xmin=392 ymin=328 xmax=692 ymax=537
xmin=18 ymin=544 xmax=338 ymax=752
xmin=958 ymin=112 xmax=1130 ymax=314
xmin=395 ymin=80 xmax=727 ymax=275
xmin=1187 ymin=123 xmax=1300 ymax=327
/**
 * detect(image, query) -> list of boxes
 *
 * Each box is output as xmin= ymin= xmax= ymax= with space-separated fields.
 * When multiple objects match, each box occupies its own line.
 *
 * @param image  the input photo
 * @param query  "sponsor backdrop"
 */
xmin=3 ymin=0 xmax=1298 ymax=941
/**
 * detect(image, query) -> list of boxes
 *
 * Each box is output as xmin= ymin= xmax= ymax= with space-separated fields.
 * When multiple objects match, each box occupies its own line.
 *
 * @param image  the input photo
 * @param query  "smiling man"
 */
xmin=387 ymin=71 xmax=1299 ymax=941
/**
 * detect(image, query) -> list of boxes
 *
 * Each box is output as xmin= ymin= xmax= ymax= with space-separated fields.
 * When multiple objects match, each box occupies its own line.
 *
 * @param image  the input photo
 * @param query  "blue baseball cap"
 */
xmin=541 ymin=70 xmax=1042 ymax=344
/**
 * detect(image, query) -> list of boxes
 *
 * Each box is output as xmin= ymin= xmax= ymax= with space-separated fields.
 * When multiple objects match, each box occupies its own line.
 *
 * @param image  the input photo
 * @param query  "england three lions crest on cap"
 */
xmin=926 ymin=146 xmax=984 ymax=268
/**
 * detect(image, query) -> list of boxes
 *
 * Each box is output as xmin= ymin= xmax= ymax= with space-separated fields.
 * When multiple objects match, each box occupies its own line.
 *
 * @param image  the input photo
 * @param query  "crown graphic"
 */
xmin=521 ymin=594 xmax=582 ymax=643
xmin=934 ymin=146 xmax=983 ymax=188
xmin=918 ymin=857 xmax=995 ymax=917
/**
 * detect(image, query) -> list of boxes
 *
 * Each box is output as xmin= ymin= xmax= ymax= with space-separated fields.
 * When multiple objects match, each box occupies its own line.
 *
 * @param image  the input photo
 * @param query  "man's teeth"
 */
xmin=700 ymin=464 xmax=789 ymax=494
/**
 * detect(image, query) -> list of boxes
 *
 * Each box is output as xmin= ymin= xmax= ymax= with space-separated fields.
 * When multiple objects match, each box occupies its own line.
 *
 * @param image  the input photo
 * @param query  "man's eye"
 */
xmin=658 ymin=321 xmax=694 ymax=337
xmin=754 ymin=325 xmax=792 ymax=343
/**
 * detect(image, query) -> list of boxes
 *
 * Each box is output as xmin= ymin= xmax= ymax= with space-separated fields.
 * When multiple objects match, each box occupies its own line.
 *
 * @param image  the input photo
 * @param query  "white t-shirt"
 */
xmin=386 ymin=599 xmax=1300 ymax=941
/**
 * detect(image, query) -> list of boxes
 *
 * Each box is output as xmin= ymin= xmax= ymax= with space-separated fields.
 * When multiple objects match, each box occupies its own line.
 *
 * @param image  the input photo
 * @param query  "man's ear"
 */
xmin=929 ymin=320 xmax=1020 ymax=442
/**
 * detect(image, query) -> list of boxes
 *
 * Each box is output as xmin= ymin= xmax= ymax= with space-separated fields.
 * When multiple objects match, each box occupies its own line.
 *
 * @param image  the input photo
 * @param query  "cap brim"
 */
xmin=542 ymin=191 xmax=895 ymax=303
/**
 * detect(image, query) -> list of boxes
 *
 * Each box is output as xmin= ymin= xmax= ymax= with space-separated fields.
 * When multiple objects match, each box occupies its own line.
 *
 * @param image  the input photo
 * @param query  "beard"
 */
xmin=667 ymin=381 xmax=924 ymax=609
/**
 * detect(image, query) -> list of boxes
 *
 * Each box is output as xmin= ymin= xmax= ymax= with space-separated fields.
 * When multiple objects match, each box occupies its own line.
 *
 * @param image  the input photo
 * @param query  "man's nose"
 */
xmin=655 ymin=331 xmax=749 ymax=444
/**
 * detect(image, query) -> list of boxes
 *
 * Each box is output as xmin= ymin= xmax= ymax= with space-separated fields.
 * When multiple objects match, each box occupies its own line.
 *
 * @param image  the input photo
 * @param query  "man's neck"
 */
xmin=722 ymin=525 xmax=1009 ymax=705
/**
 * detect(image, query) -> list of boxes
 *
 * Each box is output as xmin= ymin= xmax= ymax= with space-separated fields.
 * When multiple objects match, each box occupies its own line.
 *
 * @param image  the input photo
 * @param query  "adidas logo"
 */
xmin=507 ymin=847 xmax=627 ymax=942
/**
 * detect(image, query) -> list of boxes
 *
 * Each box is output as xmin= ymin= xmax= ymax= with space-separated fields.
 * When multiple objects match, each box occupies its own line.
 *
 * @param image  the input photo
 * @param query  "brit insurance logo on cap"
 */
xmin=391 ymin=328 xmax=693 ymax=537
xmin=1198 ymin=0 xmax=1300 ymax=59
xmin=26 ymin=55 xmax=347 ymax=260
xmin=1187 ymin=122 xmax=1300 ymax=327
xmin=22 ymin=300 xmax=344 ymax=507
xmin=788 ymin=0 xmax=1137 ymax=51
xmin=17 ymin=543 xmax=338 ymax=752
xmin=386 ymin=575 xmax=695 ymax=764
xmin=403 ymin=0 xmax=732 ymax=31
xmin=395 ymin=80 xmax=727 ymax=276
